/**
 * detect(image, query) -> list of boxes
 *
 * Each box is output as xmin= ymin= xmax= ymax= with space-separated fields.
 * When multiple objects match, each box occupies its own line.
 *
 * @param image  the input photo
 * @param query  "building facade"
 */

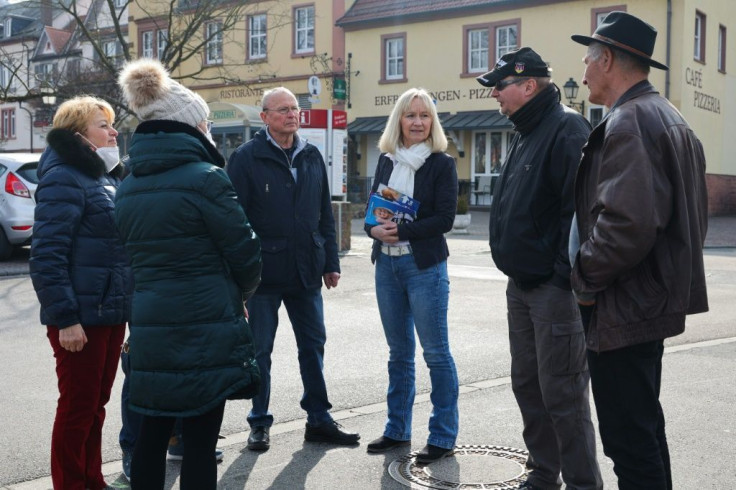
xmin=338 ymin=0 xmax=736 ymax=214
xmin=127 ymin=0 xmax=351 ymax=161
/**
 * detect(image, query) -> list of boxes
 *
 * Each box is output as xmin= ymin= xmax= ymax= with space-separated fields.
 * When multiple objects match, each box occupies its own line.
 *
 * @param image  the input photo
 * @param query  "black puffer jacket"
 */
xmin=30 ymin=129 xmax=133 ymax=328
xmin=489 ymin=85 xmax=591 ymax=290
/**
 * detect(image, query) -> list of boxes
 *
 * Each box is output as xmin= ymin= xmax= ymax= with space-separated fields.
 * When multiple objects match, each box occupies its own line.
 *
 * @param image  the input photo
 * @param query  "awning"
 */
xmin=440 ymin=111 xmax=512 ymax=130
xmin=348 ymin=111 xmax=511 ymax=135
xmin=347 ymin=116 xmax=388 ymax=135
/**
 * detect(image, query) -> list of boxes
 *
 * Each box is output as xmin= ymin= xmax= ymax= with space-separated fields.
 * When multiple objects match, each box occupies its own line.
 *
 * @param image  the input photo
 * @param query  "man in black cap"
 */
xmin=477 ymin=47 xmax=602 ymax=490
xmin=570 ymin=11 xmax=709 ymax=490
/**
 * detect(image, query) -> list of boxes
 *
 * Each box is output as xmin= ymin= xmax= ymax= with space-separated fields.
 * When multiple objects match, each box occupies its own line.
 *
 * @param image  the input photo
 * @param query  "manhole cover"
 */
xmin=388 ymin=444 xmax=531 ymax=489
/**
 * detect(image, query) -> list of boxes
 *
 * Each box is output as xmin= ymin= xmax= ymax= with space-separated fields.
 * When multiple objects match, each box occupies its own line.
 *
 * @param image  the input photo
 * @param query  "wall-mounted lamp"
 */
xmin=562 ymin=77 xmax=585 ymax=115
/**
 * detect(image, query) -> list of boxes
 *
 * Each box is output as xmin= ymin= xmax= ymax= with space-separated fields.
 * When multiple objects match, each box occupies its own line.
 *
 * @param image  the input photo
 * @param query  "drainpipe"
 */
xmin=665 ymin=0 xmax=672 ymax=99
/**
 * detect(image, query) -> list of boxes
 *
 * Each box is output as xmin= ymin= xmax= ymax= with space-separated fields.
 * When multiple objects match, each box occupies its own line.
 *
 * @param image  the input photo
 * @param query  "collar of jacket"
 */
xmin=135 ymin=119 xmax=226 ymax=168
xmin=43 ymin=128 xmax=112 ymax=179
xmin=508 ymin=83 xmax=560 ymax=135
xmin=608 ymin=79 xmax=657 ymax=113
xmin=254 ymin=128 xmax=313 ymax=167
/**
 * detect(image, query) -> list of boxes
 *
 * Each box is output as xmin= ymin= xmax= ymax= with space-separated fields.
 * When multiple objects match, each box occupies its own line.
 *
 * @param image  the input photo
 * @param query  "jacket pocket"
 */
xmin=97 ymin=271 xmax=112 ymax=318
xmin=311 ymin=232 xmax=326 ymax=279
xmin=260 ymin=238 xmax=289 ymax=286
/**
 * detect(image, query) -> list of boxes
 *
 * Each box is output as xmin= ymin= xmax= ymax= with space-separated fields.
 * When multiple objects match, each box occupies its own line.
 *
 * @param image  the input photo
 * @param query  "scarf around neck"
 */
xmin=387 ymin=142 xmax=432 ymax=197
xmin=508 ymin=83 xmax=560 ymax=135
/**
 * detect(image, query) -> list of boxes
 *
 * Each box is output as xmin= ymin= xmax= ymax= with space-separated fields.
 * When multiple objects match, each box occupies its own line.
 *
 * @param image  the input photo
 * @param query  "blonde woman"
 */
xmin=364 ymin=88 xmax=459 ymax=463
xmin=30 ymin=96 xmax=132 ymax=490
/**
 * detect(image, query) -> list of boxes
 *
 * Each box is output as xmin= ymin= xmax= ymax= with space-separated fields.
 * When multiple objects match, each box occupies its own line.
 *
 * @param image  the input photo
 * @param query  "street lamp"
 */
xmin=41 ymin=86 xmax=56 ymax=106
xmin=563 ymin=77 xmax=585 ymax=115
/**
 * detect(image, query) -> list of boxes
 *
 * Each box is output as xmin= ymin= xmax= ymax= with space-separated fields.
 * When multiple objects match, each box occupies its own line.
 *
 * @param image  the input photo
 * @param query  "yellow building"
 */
xmin=127 ymin=0 xmax=351 ymax=160
xmin=338 ymin=0 xmax=735 ymax=214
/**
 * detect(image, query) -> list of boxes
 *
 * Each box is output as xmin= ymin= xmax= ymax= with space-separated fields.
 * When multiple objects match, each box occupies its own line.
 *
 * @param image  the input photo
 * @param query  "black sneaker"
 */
xmin=304 ymin=420 xmax=360 ymax=445
xmin=247 ymin=426 xmax=270 ymax=451
xmin=366 ymin=435 xmax=411 ymax=453
xmin=415 ymin=444 xmax=454 ymax=464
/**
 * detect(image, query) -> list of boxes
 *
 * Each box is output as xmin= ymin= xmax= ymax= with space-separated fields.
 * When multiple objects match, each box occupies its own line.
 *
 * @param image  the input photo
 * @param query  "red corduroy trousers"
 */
xmin=47 ymin=324 xmax=125 ymax=490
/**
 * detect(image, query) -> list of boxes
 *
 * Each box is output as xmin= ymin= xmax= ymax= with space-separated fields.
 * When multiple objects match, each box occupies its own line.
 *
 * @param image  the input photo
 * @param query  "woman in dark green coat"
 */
xmin=115 ymin=59 xmax=262 ymax=490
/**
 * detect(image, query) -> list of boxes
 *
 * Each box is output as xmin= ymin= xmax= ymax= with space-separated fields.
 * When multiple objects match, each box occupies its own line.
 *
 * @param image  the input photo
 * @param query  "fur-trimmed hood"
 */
xmin=40 ymin=128 xmax=125 ymax=180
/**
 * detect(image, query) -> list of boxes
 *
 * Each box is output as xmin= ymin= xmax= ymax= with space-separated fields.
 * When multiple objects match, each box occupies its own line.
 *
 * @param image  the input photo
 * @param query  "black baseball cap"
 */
xmin=476 ymin=47 xmax=552 ymax=87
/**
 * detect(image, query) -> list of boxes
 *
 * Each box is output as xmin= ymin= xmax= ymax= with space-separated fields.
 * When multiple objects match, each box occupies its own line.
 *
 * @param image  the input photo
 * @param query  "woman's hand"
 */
xmin=370 ymin=219 xmax=400 ymax=244
xmin=59 ymin=324 xmax=88 ymax=352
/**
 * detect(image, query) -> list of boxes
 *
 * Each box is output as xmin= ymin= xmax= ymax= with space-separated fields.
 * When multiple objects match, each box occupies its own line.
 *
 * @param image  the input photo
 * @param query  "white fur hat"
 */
xmin=118 ymin=58 xmax=209 ymax=127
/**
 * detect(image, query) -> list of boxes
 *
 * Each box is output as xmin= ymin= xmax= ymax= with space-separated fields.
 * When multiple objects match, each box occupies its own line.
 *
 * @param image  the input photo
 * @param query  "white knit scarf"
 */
xmin=387 ymin=142 xmax=432 ymax=197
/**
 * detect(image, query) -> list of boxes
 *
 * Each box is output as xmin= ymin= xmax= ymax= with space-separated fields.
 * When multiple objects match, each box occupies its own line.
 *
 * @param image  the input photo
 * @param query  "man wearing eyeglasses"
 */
xmin=476 ymin=48 xmax=602 ymax=490
xmin=226 ymin=87 xmax=360 ymax=452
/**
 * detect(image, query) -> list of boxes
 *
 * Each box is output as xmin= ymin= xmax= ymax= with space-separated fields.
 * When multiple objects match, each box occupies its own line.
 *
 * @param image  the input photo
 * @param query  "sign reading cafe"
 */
xmin=685 ymin=67 xmax=721 ymax=114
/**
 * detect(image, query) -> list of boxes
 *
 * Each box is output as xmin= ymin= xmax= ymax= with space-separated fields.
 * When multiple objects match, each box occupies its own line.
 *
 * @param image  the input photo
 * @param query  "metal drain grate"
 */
xmin=388 ymin=444 xmax=531 ymax=489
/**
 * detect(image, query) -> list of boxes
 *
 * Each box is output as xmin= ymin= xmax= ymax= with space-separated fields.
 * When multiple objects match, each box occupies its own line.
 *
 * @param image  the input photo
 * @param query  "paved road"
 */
xmin=1 ymin=213 xmax=735 ymax=488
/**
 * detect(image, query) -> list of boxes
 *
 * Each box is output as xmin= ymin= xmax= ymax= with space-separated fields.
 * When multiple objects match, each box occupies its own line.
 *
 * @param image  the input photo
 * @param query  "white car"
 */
xmin=0 ymin=153 xmax=39 ymax=260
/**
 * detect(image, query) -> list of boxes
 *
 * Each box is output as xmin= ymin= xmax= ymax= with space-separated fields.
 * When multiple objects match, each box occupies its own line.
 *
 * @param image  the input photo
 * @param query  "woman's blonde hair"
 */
xmin=378 ymin=88 xmax=447 ymax=154
xmin=52 ymin=96 xmax=115 ymax=135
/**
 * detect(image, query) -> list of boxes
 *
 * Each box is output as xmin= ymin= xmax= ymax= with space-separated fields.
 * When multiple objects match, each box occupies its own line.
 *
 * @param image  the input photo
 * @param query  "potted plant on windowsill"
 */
xmin=452 ymin=194 xmax=471 ymax=234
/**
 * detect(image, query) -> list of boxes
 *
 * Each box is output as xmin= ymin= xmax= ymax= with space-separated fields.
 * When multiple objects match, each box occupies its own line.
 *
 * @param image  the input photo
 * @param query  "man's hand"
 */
xmin=370 ymin=219 xmax=399 ymax=244
xmin=323 ymin=272 xmax=341 ymax=289
xmin=59 ymin=324 xmax=88 ymax=352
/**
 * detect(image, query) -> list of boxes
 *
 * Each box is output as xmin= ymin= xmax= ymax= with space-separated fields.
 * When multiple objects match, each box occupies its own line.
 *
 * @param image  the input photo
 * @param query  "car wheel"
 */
xmin=0 ymin=229 xmax=14 ymax=261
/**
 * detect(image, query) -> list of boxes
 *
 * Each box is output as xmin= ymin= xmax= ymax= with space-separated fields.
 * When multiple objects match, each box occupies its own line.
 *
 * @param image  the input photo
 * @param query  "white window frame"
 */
xmin=294 ymin=6 xmax=314 ymax=54
xmin=205 ymin=22 xmax=223 ymax=65
xmin=103 ymin=40 xmax=117 ymax=59
xmin=495 ymin=25 xmax=517 ymax=59
xmin=157 ymin=29 xmax=168 ymax=60
xmin=468 ymin=28 xmax=489 ymax=73
xmin=385 ymin=37 xmax=404 ymax=80
xmin=248 ymin=14 xmax=267 ymax=59
xmin=1 ymin=108 xmax=15 ymax=139
xmin=141 ymin=31 xmax=153 ymax=58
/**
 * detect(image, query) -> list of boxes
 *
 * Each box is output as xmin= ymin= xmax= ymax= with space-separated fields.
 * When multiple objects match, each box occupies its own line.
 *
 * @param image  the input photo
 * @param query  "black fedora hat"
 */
xmin=571 ymin=11 xmax=668 ymax=70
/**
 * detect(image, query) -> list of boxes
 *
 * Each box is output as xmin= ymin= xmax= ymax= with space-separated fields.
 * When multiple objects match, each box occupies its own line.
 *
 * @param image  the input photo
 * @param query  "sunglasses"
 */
xmin=495 ymin=78 xmax=528 ymax=91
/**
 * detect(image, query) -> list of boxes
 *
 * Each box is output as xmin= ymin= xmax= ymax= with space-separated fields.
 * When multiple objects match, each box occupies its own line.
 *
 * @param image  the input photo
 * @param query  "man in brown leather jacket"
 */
xmin=570 ymin=12 xmax=709 ymax=490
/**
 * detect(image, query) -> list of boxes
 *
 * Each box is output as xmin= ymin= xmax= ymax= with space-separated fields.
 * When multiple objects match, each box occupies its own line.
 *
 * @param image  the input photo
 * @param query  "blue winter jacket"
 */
xmin=30 ymin=129 xmax=133 ymax=329
xmin=226 ymin=128 xmax=339 ymax=293
xmin=115 ymin=120 xmax=262 ymax=417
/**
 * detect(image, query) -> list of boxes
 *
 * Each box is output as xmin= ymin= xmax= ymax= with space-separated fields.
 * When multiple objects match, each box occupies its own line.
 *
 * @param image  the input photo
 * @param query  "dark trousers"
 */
xmin=130 ymin=401 xmax=226 ymax=490
xmin=47 ymin=324 xmax=125 ymax=490
xmin=588 ymin=340 xmax=672 ymax=490
xmin=507 ymin=281 xmax=602 ymax=490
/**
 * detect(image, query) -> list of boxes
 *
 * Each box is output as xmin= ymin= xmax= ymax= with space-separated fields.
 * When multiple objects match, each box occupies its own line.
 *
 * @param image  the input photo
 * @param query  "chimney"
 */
xmin=41 ymin=0 xmax=52 ymax=26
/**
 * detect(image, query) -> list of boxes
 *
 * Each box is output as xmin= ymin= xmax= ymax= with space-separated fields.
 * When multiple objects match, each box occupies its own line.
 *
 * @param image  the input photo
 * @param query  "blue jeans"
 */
xmin=375 ymin=254 xmax=459 ymax=449
xmin=119 ymin=349 xmax=142 ymax=453
xmin=246 ymin=288 xmax=333 ymax=427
